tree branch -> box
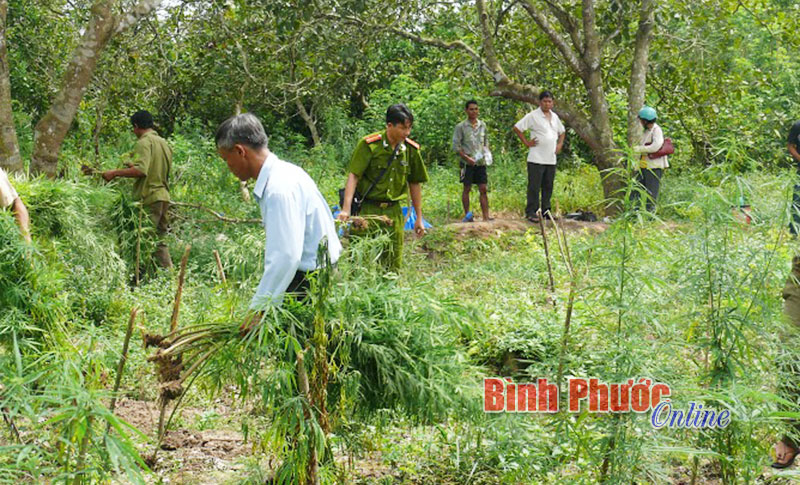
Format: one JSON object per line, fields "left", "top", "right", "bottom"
{"left": 581, "top": 0, "right": 601, "bottom": 70}
{"left": 494, "top": 0, "right": 518, "bottom": 38}
{"left": 519, "top": 0, "right": 584, "bottom": 75}
{"left": 114, "top": 0, "right": 163, "bottom": 35}
{"left": 318, "top": 12, "right": 497, "bottom": 79}
{"left": 541, "top": 0, "right": 583, "bottom": 56}
{"left": 475, "top": 0, "right": 507, "bottom": 81}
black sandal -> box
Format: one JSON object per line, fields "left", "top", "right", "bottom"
{"left": 772, "top": 439, "right": 799, "bottom": 469}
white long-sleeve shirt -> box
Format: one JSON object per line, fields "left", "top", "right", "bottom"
{"left": 634, "top": 123, "right": 669, "bottom": 169}
{"left": 250, "top": 152, "right": 342, "bottom": 309}
{"left": 0, "top": 167, "right": 19, "bottom": 209}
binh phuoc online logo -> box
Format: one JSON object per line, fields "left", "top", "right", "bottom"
{"left": 484, "top": 377, "right": 730, "bottom": 429}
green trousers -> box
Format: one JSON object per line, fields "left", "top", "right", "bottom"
{"left": 355, "top": 201, "right": 404, "bottom": 271}
{"left": 780, "top": 255, "right": 800, "bottom": 447}
{"left": 147, "top": 201, "right": 173, "bottom": 269}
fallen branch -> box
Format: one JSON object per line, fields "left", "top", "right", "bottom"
{"left": 171, "top": 201, "right": 260, "bottom": 224}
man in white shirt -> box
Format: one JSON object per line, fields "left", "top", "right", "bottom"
{"left": 0, "top": 167, "right": 31, "bottom": 242}
{"left": 512, "top": 91, "right": 566, "bottom": 223}
{"left": 214, "top": 113, "right": 342, "bottom": 330}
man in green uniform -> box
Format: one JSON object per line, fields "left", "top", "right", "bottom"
{"left": 338, "top": 104, "right": 428, "bottom": 270}
{"left": 102, "top": 110, "right": 173, "bottom": 269}
{"left": 773, "top": 255, "right": 800, "bottom": 468}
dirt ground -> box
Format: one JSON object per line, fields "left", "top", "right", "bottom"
{"left": 114, "top": 398, "right": 399, "bottom": 484}
{"left": 111, "top": 397, "right": 793, "bottom": 484}
{"left": 114, "top": 398, "right": 251, "bottom": 483}
{"left": 439, "top": 211, "right": 609, "bottom": 239}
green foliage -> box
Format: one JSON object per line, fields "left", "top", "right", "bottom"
{"left": 0, "top": 213, "right": 66, "bottom": 351}
{"left": 7, "top": 1, "right": 800, "bottom": 480}
{"left": 328, "top": 238, "right": 480, "bottom": 421}
{"left": 108, "top": 191, "right": 158, "bottom": 279}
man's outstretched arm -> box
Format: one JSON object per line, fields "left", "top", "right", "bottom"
{"left": 12, "top": 197, "right": 30, "bottom": 242}
{"left": 102, "top": 166, "right": 145, "bottom": 181}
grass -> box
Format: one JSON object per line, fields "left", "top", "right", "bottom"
{"left": 1, "top": 128, "right": 800, "bottom": 483}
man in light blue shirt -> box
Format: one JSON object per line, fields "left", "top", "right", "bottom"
{"left": 215, "top": 113, "right": 342, "bottom": 329}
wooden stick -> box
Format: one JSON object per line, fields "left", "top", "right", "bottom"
{"left": 551, "top": 217, "right": 576, "bottom": 395}
{"left": 213, "top": 250, "right": 226, "bottom": 284}
{"left": 537, "top": 209, "right": 555, "bottom": 292}
{"left": 296, "top": 349, "right": 320, "bottom": 485}
{"left": 170, "top": 246, "right": 191, "bottom": 333}
{"left": 556, "top": 276, "right": 577, "bottom": 393}
{"left": 156, "top": 397, "right": 169, "bottom": 444}
{"left": 151, "top": 245, "right": 191, "bottom": 451}
{"left": 135, "top": 206, "right": 142, "bottom": 286}
{"left": 107, "top": 307, "right": 138, "bottom": 433}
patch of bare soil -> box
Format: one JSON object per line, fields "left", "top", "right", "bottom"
{"left": 442, "top": 213, "right": 609, "bottom": 239}
{"left": 114, "top": 398, "right": 250, "bottom": 481}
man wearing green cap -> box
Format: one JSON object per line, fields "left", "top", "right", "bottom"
{"left": 631, "top": 106, "right": 669, "bottom": 211}
{"left": 338, "top": 103, "right": 428, "bottom": 270}
{"left": 101, "top": 110, "right": 173, "bottom": 269}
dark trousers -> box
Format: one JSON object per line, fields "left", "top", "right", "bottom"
{"left": 526, "top": 163, "right": 556, "bottom": 217}
{"left": 791, "top": 183, "right": 800, "bottom": 236}
{"left": 287, "top": 270, "right": 311, "bottom": 299}
{"left": 631, "top": 168, "right": 663, "bottom": 212}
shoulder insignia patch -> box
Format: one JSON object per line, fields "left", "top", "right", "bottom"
{"left": 405, "top": 138, "right": 420, "bottom": 150}
{"left": 364, "top": 133, "right": 382, "bottom": 144}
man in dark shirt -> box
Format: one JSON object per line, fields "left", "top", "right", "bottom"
{"left": 788, "top": 121, "right": 800, "bottom": 235}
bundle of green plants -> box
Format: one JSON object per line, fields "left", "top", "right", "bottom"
{"left": 108, "top": 191, "right": 158, "bottom": 280}
{"left": 138, "top": 236, "right": 479, "bottom": 483}
{"left": 19, "top": 178, "right": 127, "bottom": 322}
{"left": 0, "top": 213, "right": 67, "bottom": 353}
{"left": 20, "top": 178, "right": 91, "bottom": 240}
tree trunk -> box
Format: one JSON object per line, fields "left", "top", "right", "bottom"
{"left": 627, "top": 0, "right": 656, "bottom": 148}
{"left": 30, "top": 0, "right": 116, "bottom": 177}
{"left": 295, "top": 98, "right": 321, "bottom": 147}
{"left": 594, "top": 151, "right": 626, "bottom": 208}
{"left": 0, "top": 0, "right": 21, "bottom": 173}
{"left": 30, "top": 0, "right": 164, "bottom": 176}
